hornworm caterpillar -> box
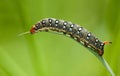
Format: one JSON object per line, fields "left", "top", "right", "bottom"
{"left": 22, "top": 18, "right": 111, "bottom": 56}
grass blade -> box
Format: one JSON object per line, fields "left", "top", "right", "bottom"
{"left": 46, "top": 31, "right": 115, "bottom": 76}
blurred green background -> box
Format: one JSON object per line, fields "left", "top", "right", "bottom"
{"left": 0, "top": 0, "right": 120, "bottom": 76}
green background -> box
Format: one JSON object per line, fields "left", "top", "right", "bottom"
{"left": 0, "top": 0, "right": 120, "bottom": 76}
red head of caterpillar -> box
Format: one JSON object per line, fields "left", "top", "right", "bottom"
{"left": 29, "top": 18, "right": 112, "bottom": 56}
{"left": 30, "top": 25, "right": 36, "bottom": 34}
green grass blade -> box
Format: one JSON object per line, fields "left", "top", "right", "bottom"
{"left": 86, "top": 48, "right": 115, "bottom": 76}
{"left": 45, "top": 31, "right": 115, "bottom": 76}
{"left": 0, "top": 48, "right": 27, "bottom": 76}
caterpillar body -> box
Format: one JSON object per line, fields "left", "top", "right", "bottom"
{"left": 30, "top": 18, "right": 111, "bottom": 56}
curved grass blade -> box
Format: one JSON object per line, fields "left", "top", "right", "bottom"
{"left": 47, "top": 31, "right": 115, "bottom": 76}
{"left": 19, "top": 30, "right": 115, "bottom": 76}
{"left": 85, "top": 46, "right": 115, "bottom": 76}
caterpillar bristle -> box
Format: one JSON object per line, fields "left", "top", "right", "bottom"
{"left": 103, "top": 41, "right": 112, "bottom": 45}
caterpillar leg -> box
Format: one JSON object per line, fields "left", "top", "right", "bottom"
{"left": 84, "top": 42, "right": 88, "bottom": 47}
{"left": 45, "top": 29, "right": 49, "bottom": 32}
{"left": 76, "top": 37, "right": 80, "bottom": 42}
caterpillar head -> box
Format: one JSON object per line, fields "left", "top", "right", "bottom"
{"left": 18, "top": 24, "right": 40, "bottom": 36}
{"left": 30, "top": 25, "right": 37, "bottom": 34}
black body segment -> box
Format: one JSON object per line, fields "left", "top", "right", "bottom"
{"left": 32, "top": 18, "right": 105, "bottom": 56}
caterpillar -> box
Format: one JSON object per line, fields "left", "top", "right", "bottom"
{"left": 23, "top": 18, "right": 111, "bottom": 56}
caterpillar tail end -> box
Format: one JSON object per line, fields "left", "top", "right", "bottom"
{"left": 98, "top": 41, "right": 112, "bottom": 56}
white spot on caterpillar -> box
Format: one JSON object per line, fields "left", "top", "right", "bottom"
{"left": 78, "top": 27, "right": 82, "bottom": 31}
{"left": 55, "top": 20, "right": 59, "bottom": 24}
{"left": 96, "top": 39, "right": 98, "bottom": 42}
{"left": 63, "top": 22, "right": 67, "bottom": 25}
{"left": 70, "top": 24, "right": 74, "bottom": 28}
{"left": 87, "top": 37, "right": 89, "bottom": 40}
{"left": 63, "top": 26, "right": 66, "bottom": 29}
{"left": 69, "top": 28, "right": 72, "bottom": 31}
{"left": 88, "top": 33, "right": 91, "bottom": 36}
